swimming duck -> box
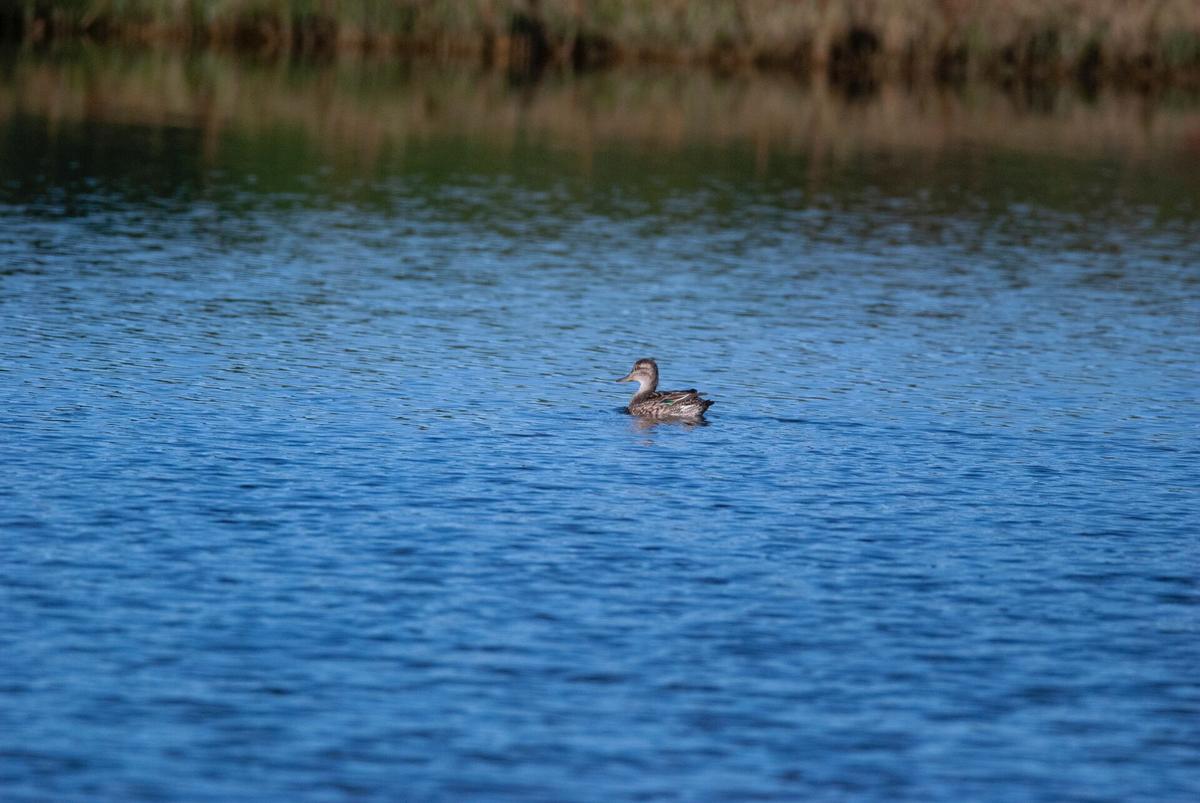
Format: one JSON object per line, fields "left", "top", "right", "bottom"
{"left": 616, "top": 358, "right": 714, "bottom": 419}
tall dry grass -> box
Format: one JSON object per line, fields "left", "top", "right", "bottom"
{"left": 4, "top": 1, "right": 1200, "bottom": 83}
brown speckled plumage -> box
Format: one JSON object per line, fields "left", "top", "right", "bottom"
{"left": 616, "top": 358, "right": 714, "bottom": 419}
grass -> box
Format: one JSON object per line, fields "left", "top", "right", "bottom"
{"left": 3, "top": 1, "right": 1200, "bottom": 84}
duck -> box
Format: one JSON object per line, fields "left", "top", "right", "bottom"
{"left": 616, "top": 358, "right": 714, "bottom": 419}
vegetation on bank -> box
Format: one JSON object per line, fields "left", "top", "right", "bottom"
{"left": 3, "top": 1, "right": 1200, "bottom": 84}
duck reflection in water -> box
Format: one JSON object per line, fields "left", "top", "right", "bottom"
{"left": 616, "top": 358, "right": 714, "bottom": 421}
{"left": 630, "top": 415, "right": 710, "bottom": 432}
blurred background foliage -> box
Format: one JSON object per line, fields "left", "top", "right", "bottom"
{"left": 3, "top": 1, "right": 1200, "bottom": 85}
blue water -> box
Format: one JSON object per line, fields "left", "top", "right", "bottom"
{"left": 2, "top": 119, "right": 1199, "bottom": 801}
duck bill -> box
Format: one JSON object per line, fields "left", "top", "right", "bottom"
{"left": 615, "top": 372, "right": 635, "bottom": 383}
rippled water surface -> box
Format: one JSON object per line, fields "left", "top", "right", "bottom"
{"left": 2, "top": 72, "right": 1199, "bottom": 801}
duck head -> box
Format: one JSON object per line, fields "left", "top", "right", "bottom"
{"left": 616, "top": 358, "right": 659, "bottom": 394}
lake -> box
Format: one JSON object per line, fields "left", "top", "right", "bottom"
{"left": 1, "top": 50, "right": 1198, "bottom": 801}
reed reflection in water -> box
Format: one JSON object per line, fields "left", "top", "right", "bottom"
{"left": 3, "top": 47, "right": 1200, "bottom": 169}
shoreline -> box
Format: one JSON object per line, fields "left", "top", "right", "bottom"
{"left": 4, "top": 1, "right": 1200, "bottom": 87}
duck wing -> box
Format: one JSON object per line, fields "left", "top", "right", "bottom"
{"left": 653, "top": 389, "right": 702, "bottom": 404}
{"left": 652, "top": 389, "right": 714, "bottom": 412}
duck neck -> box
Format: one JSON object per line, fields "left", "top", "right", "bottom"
{"left": 631, "top": 376, "right": 657, "bottom": 401}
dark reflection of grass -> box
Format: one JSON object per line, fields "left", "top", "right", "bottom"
{"left": 5, "top": 1, "right": 1200, "bottom": 86}
{"left": 5, "top": 116, "right": 1199, "bottom": 228}
{"left": 2, "top": 45, "right": 1198, "bottom": 163}
{"left": 1, "top": 48, "right": 1198, "bottom": 220}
